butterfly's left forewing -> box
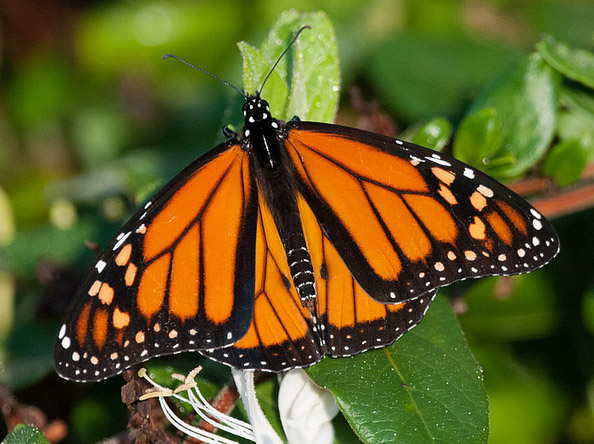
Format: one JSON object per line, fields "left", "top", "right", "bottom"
{"left": 285, "top": 121, "right": 559, "bottom": 304}
{"left": 55, "top": 142, "right": 258, "bottom": 381}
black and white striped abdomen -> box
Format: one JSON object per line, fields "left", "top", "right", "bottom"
{"left": 285, "top": 232, "right": 316, "bottom": 304}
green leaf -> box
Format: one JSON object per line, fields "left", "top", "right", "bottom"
{"left": 557, "top": 88, "right": 594, "bottom": 143}
{"left": 453, "top": 107, "right": 502, "bottom": 167}
{"left": 561, "top": 86, "right": 594, "bottom": 118}
{"left": 307, "top": 296, "right": 488, "bottom": 444}
{"left": 537, "top": 35, "right": 594, "bottom": 89}
{"left": 3, "top": 424, "right": 49, "bottom": 444}
{"left": 543, "top": 136, "right": 592, "bottom": 186}
{"left": 240, "top": 10, "right": 339, "bottom": 123}
{"left": 471, "top": 345, "right": 570, "bottom": 444}
{"left": 4, "top": 219, "right": 97, "bottom": 277}
{"left": 456, "top": 53, "right": 560, "bottom": 179}
{"left": 367, "top": 33, "right": 521, "bottom": 123}
{"left": 239, "top": 41, "right": 288, "bottom": 117}
{"left": 0, "top": 321, "right": 56, "bottom": 390}
{"left": 402, "top": 118, "right": 452, "bottom": 152}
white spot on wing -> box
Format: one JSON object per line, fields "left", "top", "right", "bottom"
{"left": 113, "top": 231, "right": 131, "bottom": 251}
{"left": 463, "top": 168, "right": 475, "bottom": 179}
{"left": 95, "top": 260, "right": 107, "bottom": 273}
{"left": 426, "top": 155, "right": 451, "bottom": 166}
{"left": 61, "top": 336, "right": 71, "bottom": 349}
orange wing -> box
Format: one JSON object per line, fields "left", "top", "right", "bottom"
{"left": 55, "top": 142, "right": 257, "bottom": 381}
{"left": 203, "top": 192, "right": 324, "bottom": 370}
{"left": 203, "top": 191, "right": 434, "bottom": 371}
{"left": 285, "top": 121, "right": 559, "bottom": 304}
{"left": 296, "top": 194, "right": 436, "bottom": 358}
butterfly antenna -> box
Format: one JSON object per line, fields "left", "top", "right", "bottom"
{"left": 162, "top": 54, "right": 247, "bottom": 99}
{"left": 257, "top": 25, "right": 311, "bottom": 96}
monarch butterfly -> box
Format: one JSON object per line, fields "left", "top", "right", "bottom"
{"left": 55, "top": 29, "right": 559, "bottom": 382}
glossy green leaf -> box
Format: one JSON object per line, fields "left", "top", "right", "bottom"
{"left": 240, "top": 10, "right": 339, "bottom": 123}
{"left": 543, "top": 136, "right": 592, "bottom": 186}
{"left": 457, "top": 53, "right": 560, "bottom": 179}
{"left": 307, "top": 296, "right": 488, "bottom": 444}
{"left": 3, "top": 424, "right": 49, "bottom": 444}
{"left": 402, "top": 118, "right": 452, "bottom": 152}
{"left": 537, "top": 35, "right": 594, "bottom": 89}
{"left": 458, "top": 273, "right": 558, "bottom": 341}
{"left": 453, "top": 107, "right": 502, "bottom": 167}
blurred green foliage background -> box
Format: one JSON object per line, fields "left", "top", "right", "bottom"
{"left": 1, "top": 1, "right": 594, "bottom": 443}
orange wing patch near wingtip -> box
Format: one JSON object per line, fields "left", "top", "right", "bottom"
{"left": 112, "top": 307, "right": 130, "bottom": 329}
{"left": 432, "top": 167, "right": 456, "bottom": 185}
{"left": 470, "top": 191, "right": 488, "bottom": 212}
{"left": 468, "top": 216, "right": 486, "bottom": 241}
{"left": 124, "top": 263, "right": 137, "bottom": 286}
{"left": 437, "top": 183, "right": 458, "bottom": 205}
{"left": 115, "top": 243, "right": 132, "bottom": 266}
{"left": 88, "top": 280, "right": 102, "bottom": 297}
{"left": 98, "top": 283, "right": 114, "bottom": 305}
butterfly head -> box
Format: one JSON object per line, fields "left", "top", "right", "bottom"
{"left": 243, "top": 96, "right": 272, "bottom": 125}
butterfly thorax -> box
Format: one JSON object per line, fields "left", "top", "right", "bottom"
{"left": 243, "top": 95, "right": 317, "bottom": 311}
{"left": 242, "top": 96, "right": 283, "bottom": 170}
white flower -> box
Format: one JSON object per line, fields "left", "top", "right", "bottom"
{"left": 278, "top": 368, "right": 339, "bottom": 444}
{"left": 231, "top": 369, "right": 283, "bottom": 444}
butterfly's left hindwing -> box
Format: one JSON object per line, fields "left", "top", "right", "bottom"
{"left": 203, "top": 194, "right": 324, "bottom": 371}
{"left": 55, "top": 142, "right": 258, "bottom": 381}
{"left": 285, "top": 121, "right": 559, "bottom": 304}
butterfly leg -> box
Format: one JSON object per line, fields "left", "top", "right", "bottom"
{"left": 222, "top": 126, "right": 237, "bottom": 139}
